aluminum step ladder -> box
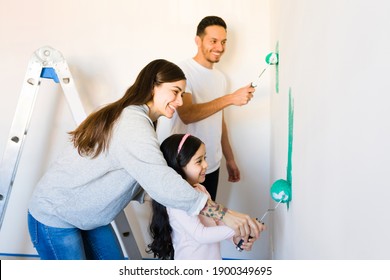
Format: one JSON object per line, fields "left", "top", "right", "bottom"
{"left": 0, "top": 46, "right": 141, "bottom": 259}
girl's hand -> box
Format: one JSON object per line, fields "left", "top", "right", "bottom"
{"left": 233, "top": 236, "right": 254, "bottom": 251}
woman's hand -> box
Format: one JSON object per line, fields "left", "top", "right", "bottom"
{"left": 222, "top": 209, "right": 265, "bottom": 240}
{"left": 199, "top": 200, "right": 264, "bottom": 241}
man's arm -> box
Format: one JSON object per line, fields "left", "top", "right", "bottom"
{"left": 177, "top": 92, "right": 231, "bottom": 124}
{"left": 177, "top": 84, "right": 255, "bottom": 124}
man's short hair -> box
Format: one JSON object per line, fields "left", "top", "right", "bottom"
{"left": 196, "top": 16, "right": 227, "bottom": 36}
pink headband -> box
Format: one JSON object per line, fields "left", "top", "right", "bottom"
{"left": 177, "top": 134, "right": 191, "bottom": 154}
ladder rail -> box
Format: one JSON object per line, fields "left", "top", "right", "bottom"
{"left": 0, "top": 46, "right": 142, "bottom": 259}
{"left": 0, "top": 58, "right": 42, "bottom": 227}
{"left": 55, "top": 60, "right": 87, "bottom": 124}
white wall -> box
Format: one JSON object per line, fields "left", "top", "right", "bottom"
{"left": 269, "top": 0, "right": 390, "bottom": 259}
{"left": 0, "top": 0, "right": 272, "bottom": 259}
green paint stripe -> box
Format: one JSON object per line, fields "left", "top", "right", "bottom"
{"left": 275, "top": 41, "right": 279, "bottom": 93}
{"left": 286, "top": 87, "right": 294, "bottom": 208}
{"left": 287, "top": 87, "right": 294, "bottom": 183}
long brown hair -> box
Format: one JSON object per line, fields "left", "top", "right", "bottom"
{"left": 69, "top": 59, "right": 186, "bottom": 158}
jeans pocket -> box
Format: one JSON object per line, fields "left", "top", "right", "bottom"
{"left": 27, "top": 212, "right": 39, "bottom": 246}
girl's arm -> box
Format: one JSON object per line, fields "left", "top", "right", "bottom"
{"left": 168, "top": 208, "right": 235, "bottom": 244}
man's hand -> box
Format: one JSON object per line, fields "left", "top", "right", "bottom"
{"left": 230, "top": 84, "right": 255, "bottom": 106}
{"left": 226, "top": 159, "right": 240, "bottom": 182}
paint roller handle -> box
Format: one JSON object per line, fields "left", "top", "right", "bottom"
{"left": 235, "top": 236, "right": 253, "bottom": 252}
{"left": 251, "top": 66, "right": 269, "bottom": 88}
{"left": 251, "top": 52, "right": 278, "bottom": 88}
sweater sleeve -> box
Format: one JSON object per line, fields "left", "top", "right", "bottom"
{"left": 110, "top": 106, "right": 207, "bottom": 216}
{"left": 168, "top": 208, "right": 235, "bottom": 244}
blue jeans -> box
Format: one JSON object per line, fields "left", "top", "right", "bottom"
{"left": 27, "top": 212, "right": 125, "bottom": 260}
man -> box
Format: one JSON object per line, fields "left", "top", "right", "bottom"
{"left": 157, "top": 16, "right": 255, "bottom": 200}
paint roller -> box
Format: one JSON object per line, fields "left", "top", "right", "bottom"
{"left": 235, "top": 180, "right": 291, "bottom": 252}
{"left": 251, "top": 52, "right": 279, "bottom": 87}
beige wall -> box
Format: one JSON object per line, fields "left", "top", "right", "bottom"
{"left": 269, "top": 0, "right": 390, "bottom": 259}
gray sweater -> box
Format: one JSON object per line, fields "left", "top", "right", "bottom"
{"left": 28, "top": 105, "right": 208, "bottom": 230}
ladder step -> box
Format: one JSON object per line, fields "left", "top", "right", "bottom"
{"left": 40, "top": 67, "right": 59, "bottom": 83}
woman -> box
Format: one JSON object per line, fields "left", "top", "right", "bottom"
{"left": 27, "top": 59, "right": 261, "bottom": 259}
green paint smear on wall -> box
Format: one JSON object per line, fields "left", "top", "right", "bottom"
{"left": 270, "top": 88, "right": 294, "bottom": 209}
{"left": 286, "top": 87, "right": 294, "bottom": 208}
{"left": 275, "top": 41, "right": 279, "bottom": 93}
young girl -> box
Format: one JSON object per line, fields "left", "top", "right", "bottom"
{"left": 148, "top": 134, "right": 254, "bottom": 260}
